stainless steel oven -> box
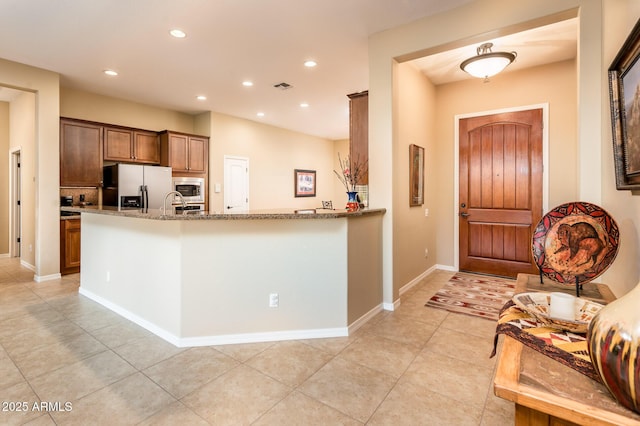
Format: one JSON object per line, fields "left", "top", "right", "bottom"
{"left": 172, "top": 177, "right": 205, "bottom": 203}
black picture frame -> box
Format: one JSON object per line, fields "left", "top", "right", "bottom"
{"left": 294, "top": 169, "right": 316, "bottom": 197}
{"left": 609, "top": 18, "right": 640, "bottom": 190}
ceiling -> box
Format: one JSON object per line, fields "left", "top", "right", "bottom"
{"left": 0, "top": 1, "right": 576, "bottom": 140}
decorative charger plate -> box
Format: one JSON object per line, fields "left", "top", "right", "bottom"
{"left": 512, "top": 292, "right": 604, "bottom": 333}
{"left": 531, "top": 202, "right": 620, "bottom": 284}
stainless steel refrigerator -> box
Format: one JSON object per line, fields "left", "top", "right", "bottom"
{"left": 103, "top": 164, "right": 172, "bottom": 210}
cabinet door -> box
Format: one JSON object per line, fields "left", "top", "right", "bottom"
{"left": 167, "top": 134, "right": 189, "bottom": 172}
{"left": 60, "top": 219, "right": 81, "bottom": 274}
{"left": 60, "top": 120, "right": 103, "bottom": 187}
{"left": 133, "top": 131, "right": 160, "bottom": 164}
{"left": 348, "top": 91, "right": 368, "bottom": 185}
{"left": 187, "top": 136, "right": 207, "bottom": 173}
{"left": 104, "top": 127, "right": 133, "bottom": 162}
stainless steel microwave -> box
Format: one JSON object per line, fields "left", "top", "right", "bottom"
{"left": 172, "top": 177, "right": 205, "bottom": 203}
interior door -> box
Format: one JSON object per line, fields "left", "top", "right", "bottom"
{"left": 224, "top": 156, "right": 249, "bottom": 212}
{"left": 459, "top": 109, "right": 543, "bottom": 277}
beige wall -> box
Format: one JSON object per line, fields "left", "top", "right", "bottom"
{"left": 393, "top": 62, "right": 437, "bottom": 288}
{"left": 206, "top": 112, "right": 338, "bottom": 212}
{"left": 601, "top": 0, "right": 640, "bottom": 296}
{"left": 10, "top": 92, "right": 36, "bottom": 268}
{"left": 370, "top": 0, "right": 603, "bottom": 303}
{"left": 60, "top": 87, "right": 195, "bottom": 133}
{"left": 0, "top": 102, "right": 8, "bottom": 255}
{"left": 433, "top": 59, "right": 577, "bottom": 270}
{"left": 0, "top": 58, "right": 59, "bottom": 280}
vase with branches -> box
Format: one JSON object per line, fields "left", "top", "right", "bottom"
{"left": 334, "top": 153, "right": 368, "bottom": 211}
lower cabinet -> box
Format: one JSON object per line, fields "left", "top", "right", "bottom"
{"left": 60, "top": 218, "right": 81, "bottom": 274}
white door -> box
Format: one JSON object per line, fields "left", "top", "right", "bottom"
{"left": 224, "top": 156, "right": 249, "bottom": 212}
{"left": 10, "top": 149, "right": 21, "bottom": 257}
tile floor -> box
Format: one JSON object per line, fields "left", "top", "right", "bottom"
{"left": 0, "top": 257, "right": 514, "bottom": 425}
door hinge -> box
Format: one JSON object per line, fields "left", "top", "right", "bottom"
{"left": 17, "top": 237, "right": 20, "bottom": 243}
{"left": 17, "top": 200, "right": 20, "bottom": 206}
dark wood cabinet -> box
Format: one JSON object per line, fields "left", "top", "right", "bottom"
{"left": 60, "top": 218, "right": 81, "bottom": 274}
{"left": 348, "top": 91, "right": 368, "bottom": 185}
{"left": 159, "top": 131, "right": 208, "bottom": 174}
{"left": 104, "top": 127, "right": 159, "bottom": 164}
{"left": 60, "top": 119, "right": 103, "bottom": 187}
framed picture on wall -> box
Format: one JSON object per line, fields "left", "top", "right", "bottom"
{"left": 294, "top": 169, "right": 316, "bottom": 197}
{"left": 409, "top": 144, "right": 424, "bottom": 206}
{"left": 609, "top": 17, "right": 640, "bottom": 190}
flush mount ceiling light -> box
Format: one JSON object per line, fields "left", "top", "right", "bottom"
{"left": 460, "top": 42, "right": 516, "bottom": 80}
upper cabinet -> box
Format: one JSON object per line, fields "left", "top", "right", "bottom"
{"left": 104, "top": 127, "right": 160, "bottom": 164}
{"left": 60, "top": 119, "right": 103, "bottom": 187}
{"left": 159, "top": 131, "right": 208, "bottom": 175}
{"left": 348, "top": 91, "right": 368, "bottom": 185}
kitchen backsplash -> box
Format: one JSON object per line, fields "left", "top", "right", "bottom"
{"left": 59, "top": 188, "right": 100, "bottom": 206}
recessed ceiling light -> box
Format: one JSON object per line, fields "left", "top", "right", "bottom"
{"left": 196, "top": 95, "right": 207, "bottom": 101}
{"left": 300, "top": 103, "right": 309, "bottom": 108}
{"left": 104, "top": 69, "right": 118, "bottom": 76}
{"left": 169, "top": 29, "right": 186, "bottom": 38}
{"left": 304, "top": 60, "right": 317, "bottom": 68}
{"left": 257, "top": 112, "right": 265, "bottom": 117}
{"left": 242, "top": 81, "right": 254, "bottom": 87}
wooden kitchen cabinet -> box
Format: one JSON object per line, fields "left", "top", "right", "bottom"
{"left": 348, "top": 91, "right": 368, "bottom": 185}
{"left": 104, "top": 126, "right": 160, "bottom": 164}
{"left": 60, "top": 119, "right": 103, "bottom": 187}
{"left": 60, "top": 218, "right": 81, "bottom": 274}
{"left": 159, "top": 131, "right": 208, "bottom": 174}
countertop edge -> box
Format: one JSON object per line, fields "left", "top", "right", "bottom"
{"left": 60, "top": 206, "right": 386, "bottom": 220}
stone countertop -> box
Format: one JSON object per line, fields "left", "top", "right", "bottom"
{"left": 60, "top": 205, "right": 386, "bottom": 220}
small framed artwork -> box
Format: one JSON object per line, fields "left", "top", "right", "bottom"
{"left": 609, "top": 17, "right": 640, "bottom": 190}
{"left": 294, "top": 169, "right": 316, "bottom": 197}
{"left": 409, "top": 144, "right": 425, "bottom": 206}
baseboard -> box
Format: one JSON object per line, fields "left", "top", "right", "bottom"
{"left": 399, "top": 264, "right": 438, "bottom": 296}
{"left": 348, "top": 303, "right": 383, "bottom": 334}
{"left": 35, "top": 273, "right": 62, "bottom": 282}
{"left": 20, "top": 259, "right": 35, "bottom": 271}
{"left": 436, "top": 263, "right": 456, "bottom": 272}
{"left": 80, "top": 287, "right": 349, "bottom": 348}
{"left": 0, "top": 253, "right": 9, "bottom": 258}
{"left": 382, "top": 299, "right": 400, "bottom": 311}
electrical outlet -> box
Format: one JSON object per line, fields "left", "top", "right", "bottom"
{"left": 424, "top": 208, "right": 429, "bottom": 217}
{"left": 269, "top": 293, "right": 279, "bottom": 308}
{"left": 424, "top": 248, "right": 429, "bottom": 258}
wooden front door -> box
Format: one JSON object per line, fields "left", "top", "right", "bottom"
{"left": 459, "top": 109, "right": 543, "bottom": 277}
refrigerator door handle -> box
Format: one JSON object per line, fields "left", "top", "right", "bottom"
{"left": 141, "top": 185, "right": 148, "bottom": 210}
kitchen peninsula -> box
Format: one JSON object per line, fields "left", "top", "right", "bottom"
{"left": 62, "top": 206, "right": 385, "bottom": 347}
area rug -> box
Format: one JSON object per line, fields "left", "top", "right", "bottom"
{"left": 425, "top": 272, "right": 516, "bottom": 321}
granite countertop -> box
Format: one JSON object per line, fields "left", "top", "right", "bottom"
{"left": 60, "top": 205, "right": 386, "bottom": 220}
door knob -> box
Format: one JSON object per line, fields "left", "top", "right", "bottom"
{"left": 460, "top": 212, "right": 470, "bottom": 218}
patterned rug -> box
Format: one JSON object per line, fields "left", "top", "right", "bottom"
{"left": 425, "top": 272, "right": 516, "bottom": 321}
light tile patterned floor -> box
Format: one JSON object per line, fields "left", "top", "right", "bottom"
{"left": 0, "top": 258, "right": 514, "bottom": 425}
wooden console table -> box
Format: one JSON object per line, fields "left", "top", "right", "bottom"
{"left": 493, "top": 273, "right": 640, "bottom": 425}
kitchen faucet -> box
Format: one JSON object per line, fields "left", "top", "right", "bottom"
{"left": 162, "top": 191, "right": 186, "bottom": 215}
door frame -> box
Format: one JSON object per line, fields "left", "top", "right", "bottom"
{"left": 9, "top": 147, "right": 21, "bottom": 258}
{"left": 453, "top": 103, "right": 549, "bottom": 272}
